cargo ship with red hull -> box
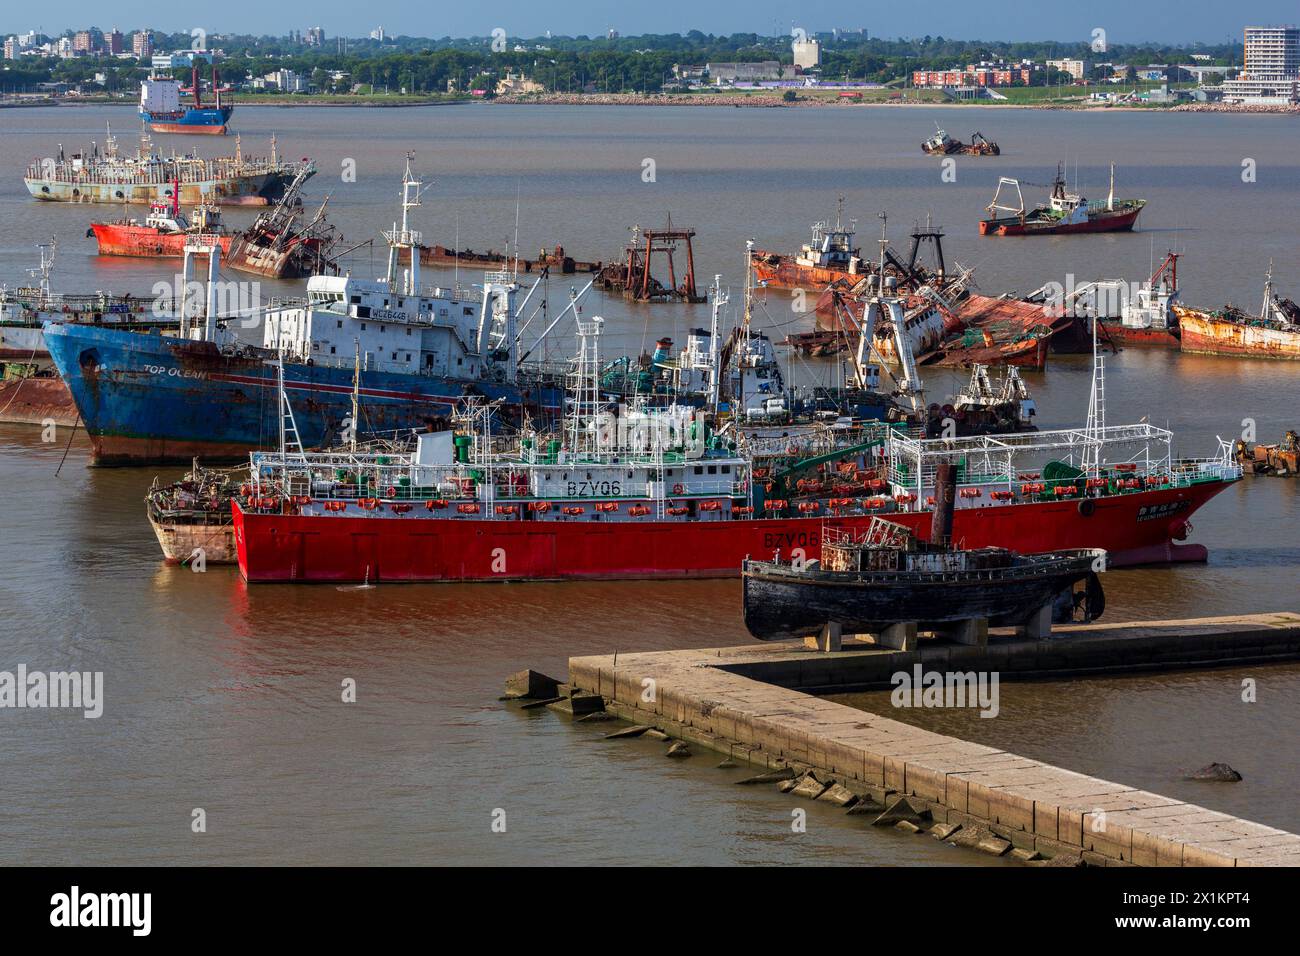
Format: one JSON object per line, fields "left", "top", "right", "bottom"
{"left": 139, "top": 68, "right": 233, "bottom": 135}
{"left": 230, "top": 316, "right": 1240, "bottom": 584}
{"left": 980, "top": 164, "right": 1145, "bottom": 237}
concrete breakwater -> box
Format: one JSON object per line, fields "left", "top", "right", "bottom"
{"left": 559, "top": 613, "right": 1300, "bottom": 866}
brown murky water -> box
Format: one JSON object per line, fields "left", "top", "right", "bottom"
{"left": 0, "top": 104, "right": 1296, "bottom": 863}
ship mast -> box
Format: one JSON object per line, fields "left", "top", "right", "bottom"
{"left": 29, "top": 237, "right": 56, "bottom": 307}
{"left": 1083, "top": 314, "right": 1106, "bottom": 476}
{"left": 350, "top": 340, "right": 361, "bottom": 453}
{"left": 708, "top": 274, "right": 725, "bottom": 410}
{"left": 384, "top": 151, "right": 423, "bottom": 295}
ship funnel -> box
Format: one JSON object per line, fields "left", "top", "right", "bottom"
{"left": 930, "top": 461, "right": 957, "bottom": 547}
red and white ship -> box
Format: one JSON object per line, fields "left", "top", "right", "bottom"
{"left": 88, "top": 192, "right": 232, "bottom": 259}
{"left": 980, "top": 164, "right": 1145, "bottom": 237}
{"left": 230, "top": 285, "right": 1241, "bottom": 584}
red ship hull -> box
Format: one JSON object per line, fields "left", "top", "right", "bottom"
{"left": 979, "top": 206, "right": 1143, "bottom": 237}
{"left": 1096, "top": 320, "right": 1180, "bottom": 349}
{"left": 146, "top": 122, "right": 227, "bottom": 135}
{"left": 90, "top": 223, "right": 233, "bottom": 259}
{"left": 232, "top": 479, "right": 1233, "bottom": 583}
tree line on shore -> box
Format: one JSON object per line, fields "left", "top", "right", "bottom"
{"left": 0, "top": 31, "right": 1242, "bottom": 96}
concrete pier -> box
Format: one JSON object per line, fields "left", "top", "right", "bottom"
{"left": 569, "top": 613, "right": 1300, "bottom": 866}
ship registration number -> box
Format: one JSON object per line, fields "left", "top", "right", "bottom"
{"left": 1136, "top": 500, "right": 1190, "bottom": 522}
{"left": 566, "top": 480, "right": 622, "bottom": 497}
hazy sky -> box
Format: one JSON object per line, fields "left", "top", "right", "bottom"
{"left": 6, "top": 0, "right": 1293, "bottom": 44}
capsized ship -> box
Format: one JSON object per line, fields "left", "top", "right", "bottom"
{"left": 139, "top": 66, "right": 233, "bottom": 135}
{"left": 228, "top": 293, "right": 1241, "bottom": 584}
{"left": 1174, "top": 266, "right": 1300, "bottom": 360}
{"left": 24, "top": 129, "right": 308, "bottom": 205}
{"left": 44, "top": 158, "right": 564, "bottom": 465}
{"left": 980, "top": 164, "right": 1145, "bottom": 236}
{"left": 921, "top": 128, "right": 1000, "bottom": 156}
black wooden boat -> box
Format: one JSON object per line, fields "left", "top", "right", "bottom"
{"left": 741, "top": 515, "right": 1104, "bottom": 642}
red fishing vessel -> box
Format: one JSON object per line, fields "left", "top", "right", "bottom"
{"left": 229, "top": 314, "right": 1240, "bottom": 584}
{"left": 980, "top": 164, "right": 1145, "bottom": 237}
{"left": 88, "top": 191, "right": 232, "bottom": 259}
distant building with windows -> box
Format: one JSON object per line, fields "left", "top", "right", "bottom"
{"left": 1218, "top": 25, "right": 1299, "bottom": 104}
{"left": 912, "top": 60, "right": 1042, "bottom": 88}
{"left": 1046, "top": 58, "right": 1090, "bottom": 81}
{"left": 305, "top": 27, "right": 325, "bottom": 47}
{"left": 132, "top": 31, "right": 152, "bottom": 58}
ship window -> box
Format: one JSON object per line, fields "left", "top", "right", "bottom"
{"left": 330, "top": 346, "right": 336, "bottom": 354}
{"left": 406, "top": 328, "right": 412, "bottom": 335}
{"left": 457, "top": 358, "right": 463, "bottom": 366}
{"left": 361, "top": 323, "right": 367, "bottom": 330}
{"left": 391, "top": 352, "right": 397, "bottom": 360}
{"left": 463, "top": 307, "right": 473, "bottom": 316}
{"left": 721, "top": 465, "right": 731, "bottom": 474}
{"left": 380, "top": 325, "right": 386, "bottom": 333}
{"left": 694, "top": 466, "right": 703, "bottom": 475}
{"left": 405, "top": 354, "right": 411, "bottom": 362}
{"left": 351, "top": 295, "right": 361, "bottom": 304}
{"left": 337, "top": 320, "right": 342, "bottom": 328}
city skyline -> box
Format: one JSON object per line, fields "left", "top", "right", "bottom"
{"left": 3, "top": 0, "right": 1298, "bottom": 46}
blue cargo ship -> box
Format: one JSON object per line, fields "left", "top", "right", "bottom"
{"left": 44, "top": 156, "right": 566, "bottom": 465}
{"left": 43, "top": 320, "right": 562, "bottom": 465}
{"left": 140, "top": 67, "right": 233, "bottom": 135}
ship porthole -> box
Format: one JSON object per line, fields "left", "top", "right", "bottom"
{"left": 41, "top": 186, "right": 50, "bottom": 193}
{"left": 78, "top": 348, "right": 101, "bottom": 371}
{"left": 71, "top": 188, "right": 80, "bottom": 196}
{"left": 115, "top": 190, "right": 124, "bottom": 199}
{"left": 1078, "top": 499, "right": 1095, "bottom": 517}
